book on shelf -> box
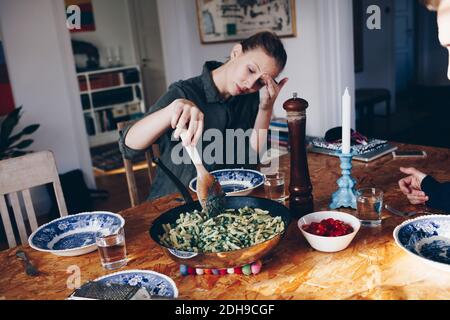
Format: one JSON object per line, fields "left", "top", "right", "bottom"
{"left": 84, "top": 114, "right": 95, "bottom": 136}
{"left": 269, "top": 117, "right": 289, "bottom": 133}
{"left": 270, "top": 117, "right": 288, "bottom": 127}
{"left": 94, "top": 109, "right": 117, "bottom": 133}
{"left": 88, "top": 72, "right": 121, "bottom": 90}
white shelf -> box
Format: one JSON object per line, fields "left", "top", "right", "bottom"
{"left": 78, "top": 65, "right": 145, "bottom": 147}
{"left": 83, "top": 100, "right": 143, "bottom": 113}
{"left": 80, "top": 83, "right": 133, "bottom": 95}
{"left": 77, "top": 65, "right": 140, "bottom": 76}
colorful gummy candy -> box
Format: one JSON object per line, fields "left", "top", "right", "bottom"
{"left": 179, "top": 260, "right": 263, "bottom": 276}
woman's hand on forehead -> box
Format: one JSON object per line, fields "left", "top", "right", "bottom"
{"left": 260, "top": 73, "right": 278, "bottom": 86}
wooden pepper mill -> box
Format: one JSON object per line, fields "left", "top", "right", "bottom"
{"left": 283, "top": 92, "right": 314, "bottom": 218}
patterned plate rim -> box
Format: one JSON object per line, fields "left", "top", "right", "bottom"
{"left": 393, "top": 214, "right": 450, "bottom": 270}
{"left": 188, "top": 168, "right": 265, "bottom": 194}
{"left": 28, "top": 211, "right": 125, "bottom": 253}
{"left": 93, "top": 269, "right": 179, "bottom": 298}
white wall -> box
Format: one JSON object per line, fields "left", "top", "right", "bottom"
{"left": 157, "top": 0, "right": 355, "bottom": 137}
{"left": 0, "top": 0, "right": 95, "bottom": 214}
{"left": 71, "top": 0, "right": 137, "bottom": 67}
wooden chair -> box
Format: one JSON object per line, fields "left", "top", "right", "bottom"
{"left": 0, "top": 150, "right": 68, "bottom": 248}
{"left": 117, "top": 121, "right": 159, "bottom": 207}
{"left": 355, "top": 88, "right": 391, "bottom": 136}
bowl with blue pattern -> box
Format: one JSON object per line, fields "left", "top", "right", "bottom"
{"left": 93, "top": 270, "right": 178, "bottom": 298}
{"left": 189, "top": 168, "right": 265, "bottom": 196}
{"left": 29, "top": 211, "right": 125, "bottom": 256}
{"left": 393, "top": 215, "right": 450, "bottom": 272}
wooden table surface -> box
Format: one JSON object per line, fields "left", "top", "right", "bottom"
{"left": 1, "top": 143, "right": 450, "bottom": 300}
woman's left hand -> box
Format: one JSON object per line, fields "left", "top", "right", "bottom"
{"left": 259, "top": 74, "right": 288, "bottom": 111}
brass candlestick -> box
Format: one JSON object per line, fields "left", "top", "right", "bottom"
{"left": 283, "top": 93, "right": 314, "bottom": 218}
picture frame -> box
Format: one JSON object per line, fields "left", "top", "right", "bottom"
{"left": 196, "top": 0, "right": 297, "bottom": 44}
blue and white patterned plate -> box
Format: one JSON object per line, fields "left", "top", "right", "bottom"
{"left": 93, "top": 270, "right": 178, "bottom": 298}
{"left": 29, "top": 211, "right": 125, "bottom": 256}
{"left": 393, "top": 215, "right": 450, "bottom": 272}
{"left": 189, "top": 168, "right": 265, "bottom": 196}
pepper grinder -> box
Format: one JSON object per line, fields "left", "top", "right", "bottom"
{"left": 283, "top": 92, "right": 314, "bottom": 218}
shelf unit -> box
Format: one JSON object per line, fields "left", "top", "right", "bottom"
{"left": 77, "top": 65, "right": 145, "bottom": 147}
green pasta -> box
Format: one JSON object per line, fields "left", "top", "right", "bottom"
{"left": 158, "top": 206, "right": 285, "bottom": 253}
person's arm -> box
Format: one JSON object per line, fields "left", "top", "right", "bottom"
{"left": 250, "top": 108, "right": 272, "bottom": 154}
{"left": 250, "top": 76, "right": 288, "bottom": 153}
{"left": 118, "top": 84, "right": 203, "bottom": 159}
{"left": 124, "top": 106, "right": 173, "bottom": 150}
{"left": 421, "top": 175, "right": 450, "bottom": 212}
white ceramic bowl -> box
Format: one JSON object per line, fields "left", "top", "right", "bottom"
{"left": 189, "top": 168, "right": 265, "bottom": 196}
{"left": 297, "top": 211, "right": 361, "bottom": 252}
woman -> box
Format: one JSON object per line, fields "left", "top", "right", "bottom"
{"left": 119, "top": 31, "right": 288, "bottom": 200}
{"left": 398, "top": 0, "right": 450, "bottom": 212}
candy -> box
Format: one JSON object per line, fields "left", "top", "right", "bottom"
{"left": 212, "top": 269, "right": 219, "bottom": 275}
{"left": 195, "top": 268, "right": 204, "bottom": 275}
{"left": 242, "top": 264, "right": 252, "bottom": 275}
{"left": 251, "top": 261, "right": 262, "bottom": 274}
{"left": 180, "top": 264, "right": 189, "bottom": 276}
{"left": 219, "top": 269, "right": 227, "bottom": 275}
{"left": 187, "top": 267, "right": 196, "bottom": 275}
{"left": 227, "top": 268, "right": 235, "bottom": 274}
{"left": 204, "top": 269, "right": 212, "bottom": 275}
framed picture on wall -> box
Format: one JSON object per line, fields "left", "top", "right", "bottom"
{"left": 196, "top": 0, "right": 297, "bottom": 44}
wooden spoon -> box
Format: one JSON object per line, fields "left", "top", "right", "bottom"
{"left": 179, "top": 130, "right": 225, "bottom": 216}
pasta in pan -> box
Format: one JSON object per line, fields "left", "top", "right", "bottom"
{"left": 159, "top": 207, "right": 285, "bottom": 253}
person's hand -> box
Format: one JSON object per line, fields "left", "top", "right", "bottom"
{"left": 259, "top": 74, "right": 288, "bottom": 111}
{"left": 398, "top": 167, "right": 429, "bottom": 205}
{"left": 169, "top": 99, "right": 204, "bottom": 146}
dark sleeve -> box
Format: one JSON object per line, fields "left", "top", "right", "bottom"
{"left": 421, "top": 175, "right": 450, "bottom": 212}
{"left": 118, "top": 82, "right": 186, "bottom": 160}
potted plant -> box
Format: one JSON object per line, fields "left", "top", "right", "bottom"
{"left": 0, "top": 106, "right": 40, "bottom": 160}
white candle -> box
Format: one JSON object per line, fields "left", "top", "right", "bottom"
{"left": 341, "top": 87, "right": 351, "bottom": 154}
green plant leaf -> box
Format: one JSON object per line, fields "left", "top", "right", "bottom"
{"left": 10, "top": 139, "right": 34, "bottom": 150}
{"left": 1, "top": 150, "right": 27, "bottom": 160}
{"left": 6, "top": 124, "right": 40, "bottom": 148}
{"left": 21, "top": 124, "right": 40, "bottom": 135}
{"left": 0, "top": 106, "right": 23, "bottom": 143}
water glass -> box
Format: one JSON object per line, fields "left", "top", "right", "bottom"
{"left": 356, "top": 188, "right": 384, "bottom": 226}
{"left": 264, "top": 172, "right": 287, "bottom": 202}
{"left": 95, "top": 227, "right": 127, "bottom": 270}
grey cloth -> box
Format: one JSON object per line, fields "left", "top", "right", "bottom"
{"left": 119, "top": 61, "right": 260, "bottom": 200}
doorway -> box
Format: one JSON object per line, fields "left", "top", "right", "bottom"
{"left": 128, "top": 0, "right": 168, "bottom": 109}
{"left": 354, "top": 0, "right": 450, "bottom": 148}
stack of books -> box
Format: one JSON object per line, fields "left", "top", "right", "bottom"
{"left": 268, "top": 117, "right": 289, "bottom": 151}
{"left": 308, "top": 137, "right": 398, "bottom": 162}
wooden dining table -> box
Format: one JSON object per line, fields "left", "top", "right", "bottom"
{"left": 1, "top": 142, "right": 450, "bottom": 300}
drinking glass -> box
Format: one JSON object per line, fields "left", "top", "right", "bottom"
{"left": 264, "top": 172, "right": 287, "bottom": 202}
{"left": 95, "top": 227, "right": 127, "bottom": 270}
{"left": 356, "top": 188, "right": 384, "bottom": 226}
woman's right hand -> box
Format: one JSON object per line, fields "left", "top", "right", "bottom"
{"left": 398, "top": 167, "right": 429, "bottom": 205}
{"left": 169, "top": 99, "right": 204, "bottom": 146}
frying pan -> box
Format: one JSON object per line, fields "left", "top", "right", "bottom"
{"left": 148, "top": 158, "right": 292, "bottom": 269}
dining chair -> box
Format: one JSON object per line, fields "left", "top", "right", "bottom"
{"left": 0, "top": 150, "right": 68, "bottom": 248}
{"left": 117, "top": 120, "right": 159, "bottom": 207}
